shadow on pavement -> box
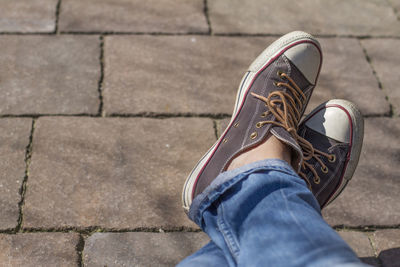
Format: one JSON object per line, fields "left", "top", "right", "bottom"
{"left": 360, "top": 247, "right": 400, "bottom": 267}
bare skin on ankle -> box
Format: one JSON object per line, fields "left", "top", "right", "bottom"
{"left": 227, "top": 134, "right": 293, "bottom": 171}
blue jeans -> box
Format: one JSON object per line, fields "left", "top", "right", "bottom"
{"left": 178, "top": 159, "right": 370, "bottom": 267}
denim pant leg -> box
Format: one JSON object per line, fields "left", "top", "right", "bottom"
{"left": 177, "top": 241, "right": 229, "bottom": 266}
{"left": 179, "top": 159, "right": 370, "bottom": 267}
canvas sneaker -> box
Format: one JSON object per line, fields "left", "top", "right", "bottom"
{"left": 182, "top": 31, "right": 323, "bottom": 212}
{"left": 297, "top": 99, "right": 364, "bottom": 209}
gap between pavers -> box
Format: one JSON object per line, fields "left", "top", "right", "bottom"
{"left": 0, "top": 232, "right": 80, "bottom": 267}
{"left": 361, "top": 39, "right": 400, "bottom": 116}
{"left": 0, "top": 35, "right": 100, "bottom": 115}
{"left": 83, "top": 232, "right": 209, "bottom": 266}
{"left": 0, "top": 0, "right": 58, "bottom": 33}
{"left": 102, "top": 36, "right": 388, "bottom": 117}
{"left": 23, "top": 117, "right": 215, "bottom": 229}
{"left": 80, "top": 230, "right": 380, "bottom": 266}
{"left": 0, "top": 118, "right": 32, "bottom": 230}
{"left": 372, "top": 229, "right": 400, "bottom": 266}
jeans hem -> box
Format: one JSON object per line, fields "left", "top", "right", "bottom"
{"left": 188, "top": 158, "right": 300, "bottom": 226}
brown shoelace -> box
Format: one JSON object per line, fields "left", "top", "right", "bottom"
{"left": 298, "top": 135, "right": 336, "bottom": 187}
{"left": 251, "top": 72, "right": 335, "bottom": 188}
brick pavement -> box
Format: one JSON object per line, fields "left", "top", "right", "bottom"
{"left": 0, "top": 0, "right": 399, "bottom": 266}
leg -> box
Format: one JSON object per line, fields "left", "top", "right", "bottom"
{"left": 182, "top": 99, "right": 366, "bottom": 266}
{"left": 177, "top": 241, "right": 230, "bottom": 267}
{"left": 180, "top": 32, "right": 366, "bottom": 266}
{"left": 197, "top": 160, "right": 368, "bottom": 267}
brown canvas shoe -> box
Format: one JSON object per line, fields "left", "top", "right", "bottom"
{"left": 298, "top": 99, "right": 364, "bottom": 209}
{"left": 182, "top": 31, "right": 323, "bottom": 212}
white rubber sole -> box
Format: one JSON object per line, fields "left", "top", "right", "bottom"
{"left": 303, "top": 99, "right": 364, "bottom": 207}
{"left": 182, "top": 31, "right": 321, "bottom": 212}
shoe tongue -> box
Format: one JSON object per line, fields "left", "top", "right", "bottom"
{"left": 270, "top": 126, "right": 303, "bottom": 172}
{"left": 298, "top": 125, "right": 340, "bottom": 151}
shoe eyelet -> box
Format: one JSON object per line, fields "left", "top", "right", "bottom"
{"left": 328, "top": 154, "right": 336, "bottom": 163}
{"left": 277, "top": 70, "right": 284, "bottom": 78}
{"left": 314, "top": 176, "right": 320, "bottom": 184}
{"left": 233, "top": 122, "right": 239, "bottom": 128}
{"left": 260, "top": 112, "right": 268, "bottom": 118}
{"left": 222, "top": 138, "right": 228, "bottom": 143}
{"left": 273, "top": 81, "right": 280, "bottom": 87}
{"left": 321, "top": 166, "right": 328, "bottom": 174}
{"left": 250, "top": 132, "right": 258, "bottom": 140}
{"left": 256, "top": 122, "right": 262, "bottom": 128}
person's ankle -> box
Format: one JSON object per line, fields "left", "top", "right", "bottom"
{"left": 226, "top": 134, "right": 293, "bottom": 171}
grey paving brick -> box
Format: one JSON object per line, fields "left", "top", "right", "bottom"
{"left": 0, "top": 119, "right": 31, "bottom": 229}
{"left": 338, "top": 231, "right": 379, "bottom": 266}
{"left": 388, "top": 0, "right": 400, "bottom": 13}
{"left": 372, "top": 230, "right": 400, "bottom": 267}
{"left": 84, "top": 232, "right": 209, "bottom": 266}
{"left": 0, "top": 0, "right": 58, "bottom": 32}
{"left": 0, "top": 36, "right": 100, "bottom": 115}
{"left": 323, "top": 118, "right": 400, "bottom": 226}
{"left": 24, "top": 117, "right": 215, "bottom": 228}
{"left": 361, "top": 39, "right": 400, "bottom": 116}
{"left": 338, "top": 231, "right": 374, "bottom": 257}
{"left": 0, "top": 233, "right": 80, "bottom": 267}
{"left": 209, "top": 0, "right": 400, "bottom": 36}
{"left": 306, "top": 38, "right": 390, "bottom": 116}
{"left": 103, "top": 36, "right": 270, "bottom": 115}
{"left": 59, "top": 0, "right": 208, "bottom": 33}
{"left": 104, "top": 36, "right": 387, "bottom": 116}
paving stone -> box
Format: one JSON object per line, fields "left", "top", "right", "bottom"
{"left": 84, "top": 232, "right": 209, "bottom": 266}
{"left": 0, "top": 36, "right": 100, "bottom": 115}
{"left": 209, "top": 0, "right": 400, "bottom": 36}
{"left": 103, "top": 36, "right": 272, "bottom": 115}
{"left": 338, "top": 231, "right": 374, "bottom": 257}
{"left": 388, "top": 0, "right": 400, "bottom": 12}
{"left": 323, "top": 118, "right": 400, "bottom": 226}
{"left": 0, "top": 0, "right": 58, "bottom": 32}
{"left": 59, "top": 0, "right": 207, "bottom": 33}
{"left": 0, "top": 233, "right": 80, "bottom": 266}
{"left": 373, "top": 230, "right": 400, "bottom": 267}
{"left": 306, "top": 38, "right": 389, "bottom": 116}
{"left": 104, "top": 36, "right": 388, "bottom": 116}
{"left": 361, "top": 39, "right": 400, "bottom": 116}
{"left": 338, "top": 231, "right": 379, "bottom": 266}
{"left": 0, "top": 119, "right": 31, "bottom": 229}
{"left": 24, "top": 117, "right": 215, "bottom": 228}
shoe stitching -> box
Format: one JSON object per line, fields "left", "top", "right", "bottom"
{"left": 311, "top": 144, "right": 349, "bottom": 197}
{"left": 241, "top": 60, "right": 277, "bottom": 148}
{"left": 282, "top": 55, "right": 292, "bottom": 77}
{"left": 218, "top": 61, "right": 276, "bottom": 174}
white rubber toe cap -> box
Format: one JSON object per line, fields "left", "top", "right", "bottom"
{"left": 284, "top": 42, "right": 322, "bottom": 85}
{"left": 305, "top": 105, "right": 351, "bottom": 143}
